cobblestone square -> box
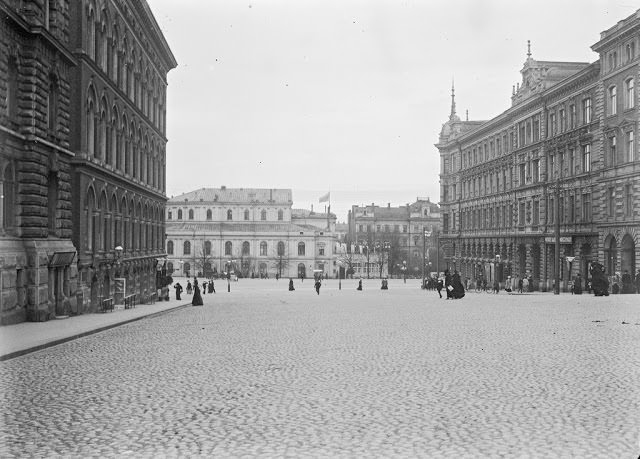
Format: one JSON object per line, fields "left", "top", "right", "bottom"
{"left": 1, "top": 279, "right": 639, "bottom": 458}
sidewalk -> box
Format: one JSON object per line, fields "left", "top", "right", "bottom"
{"left": 0, "top": 296, "right": 192, "bottom": 361}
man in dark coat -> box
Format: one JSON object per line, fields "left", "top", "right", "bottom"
{"left": 174, "top": 282, "right": 183, "bottom": 300}
{"left": 202, "top": 280, "right": 207, "bottom": 295}
{"left": 451, "top": 271, "right": 465, "bottom": 299}
{"left": 436, "top": 278, "right": 443, "bottom": 298}
{"left": 314, "top": 279, "right": 321, "bottom": 295}
{"left": 208, "top": 279, "right": 215, "bottom": 294}
{"left": 288, "top": 278, "right": 295, "bottom": 291}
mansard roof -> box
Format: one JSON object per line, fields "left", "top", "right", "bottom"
{"left": 169, "top": 187, "right": 293, "bottom": 204}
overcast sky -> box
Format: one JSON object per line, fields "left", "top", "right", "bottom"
{"left": 148, "top": 0, "right": 637, "bottom": 221}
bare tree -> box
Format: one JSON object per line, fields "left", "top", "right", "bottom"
{"left": 270, "top": 255, "right": 290, "bottom": 278}
{"left": 194, "top": 244, "right": 215, "bottom": 278}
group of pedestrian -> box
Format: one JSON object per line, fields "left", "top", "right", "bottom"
{"left": 173, "top": 276, "right": 217, "bottom": 306}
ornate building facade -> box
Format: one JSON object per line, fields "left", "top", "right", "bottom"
{"left": 436, "top": 10, "right": 639, "bottom": 291}
{"left": 69, "top": 0, "right": 176, "bottom": 311}
{"left": 165, "top": 187, "right": 338, "bottom": 279}
{"left": 1, "top": 0, "right": 78, "bottom": 324}
{"left": 346, "top": 199, "right": 441, "bottom": 278}
{"left": 0, "top": 0, "right": 175, "bottom": 324}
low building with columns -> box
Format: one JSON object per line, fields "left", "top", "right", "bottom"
{"left": 436, "top": 10, "right": 639, "bottom": 292}
{"left": 165, "top": 187, "right": 338, "bottom": 279}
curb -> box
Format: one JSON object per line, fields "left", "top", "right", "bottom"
{"left": 0, "top": 302, "right": 193, "bottom": 362}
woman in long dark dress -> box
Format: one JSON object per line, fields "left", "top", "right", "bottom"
{"left": 192, "top": 278, "right": 203, "bottom": 306}
{"left": 288, "top": 278, "right": 295, "bottom": 291}
{"left": 451, "top": 271, "right": 465, "bottom": 299}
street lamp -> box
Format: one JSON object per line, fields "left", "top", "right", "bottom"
{"left": 227, "top": 258, "right": 235, "bottom": 292}
{"left": 402, "top": 260, "right": 407, "bottom": 283}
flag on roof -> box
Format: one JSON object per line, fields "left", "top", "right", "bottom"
{"left": 318, "top": 192, "right": 330, "bottom": 203}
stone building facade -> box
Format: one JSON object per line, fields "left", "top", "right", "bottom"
{"left": 436, "top": 10, "right": 639, "bottom": 292}
{"left": 165, "top": 187, "right": 338, "bottom": 279}
{"left": 346, "top": 199, "right": 441, "bottom": 278}
{"left": 0, "top": 0, "right": 175, "bottom": 324}
{"left": 68, "top": 0, "right": 176, "bottom": 312}
{"left": 1, "top": 0, "right": 79, "bottom": 324}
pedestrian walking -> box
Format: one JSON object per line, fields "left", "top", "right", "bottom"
{"left": 186, "top": 281, "right": 192, "bottom": 295}
{"left": 202, "top": 281, "right": 207, "bottom": 295}
{"left": 288, "top": 278, "right": 295, "bottom": 291}
{"left": 192, "top": 278, "right": 203, "bottom": 306}
{"left": 314, "top": 278, "right": 321, "bottom": 295}
{"left": 357, "top": 278, "right": 363, "bottom": 291}
{"left": 209, "top": 279, "right": 215, "bottom": 293}
{"left": 436, "top": 278, "right": 443, "bottom": 298}
{"left": 381, "top": 278, "right": 388, "bottom": 290}
{"left": 174, "top": 282, "right": 183, "bottom": 300}
{"left": 518, "top": 278, "right": 524, "bottom": 294}
{"left": 505, "top": 276, "right": 512, "bottom": 293}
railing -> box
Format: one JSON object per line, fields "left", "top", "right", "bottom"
{"left": 100, "top": 298, "right": 114, "bottom": 313}
{"left": 124, "top": 294, "right": 137, "bottom": 309}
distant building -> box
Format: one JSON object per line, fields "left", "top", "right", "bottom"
{"left": 165, "top": 187, "right": 338, "bottom": 279}
{"left": 436, "top": 10, "right": 639, "bottom": 291}
{"left": 346, "top": 199, "right": 441, "bottom": 278}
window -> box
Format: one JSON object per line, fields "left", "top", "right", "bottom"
{"left": 244, "top": 209, "right": 249, "bottom": 220}
{"left": 298, "top": 242, "right": 305, "bottom": 256}
{"left": 569, "top": 195, "right": 575, "bottom": 222}
{"left": 242, "top": 241, "right": 250, "bottom": 256}
{"left": 260, "top": 241, "right": 267, "bottom": 256}
{"left": 402, "top": 225, "right": 407, "bottom": 233}
{"left": 549, "top": 113, "right": 556, "bottom": 137}
{"left": 609, "top": 136, "right": 617, "bottom": 166}
{"left": 519, "top": 164, "right": 526, "bottom": 186}
{"left": 277, "top": 241, "right": 285, "bottom": 256}
{"left": 582, "top": 193, "right": 591, "bottom": 222}
{"left": 319, "top": 246, "right": 325, "bottom": 256}
{"left": 278, "top": 209, "right": 283, "bottom": 221}
{"left": 626, "top": 131, "right": 635, "bottom": 162}
{"left": 625, "top": 184, "right": 633, "bottom": 216}
{"left": 227, "top": 209, "right": 233, "bottom": 220}
{"left": 183, "top": 241, "right": 191, "bottom": 255}
{"left": 533, "top": 116, "right": 540, "bottom": 141}
{"left": 7, "top": 56, "right": 19, "bottom": 120}
{"left": 167, "top": 240, "right": 174, "bottom": 254}
{"left": 48, "top": 76, "right": 58, "bottom": 132}
{"left": 376, "top": 225, "right": 381, "bottom": 232}
{"left": 559, "top": 151, "right": 565, "bottom": 178}
{"left": 225, "top": 241, "right": 232, "bottom": 256}
{"left": 261, "top": 210, "right": 266, "bottom": 221}
{"left": 608, "top": 86, "right": 617, "bottom": 116}
{"left": 167, "top": 211, "right": 172, "bottom": 220}
{"left": 625, "top": 78, "right": 635, "bottom": 109}
{"left": 559, "top": 109, "right": 565, "bottom": 133}
{"left": 582, "top": 98, "right": 592, "bottom": 124}
{"left": 532, "top": 159, "right": 540, "bottom": 183}
{"left": 569, "top": 104, "right": 576, "bottom": 129}
{"left": 204, "top": 240, "right": 211, "bottom": 255}
{"left": 1, "top": 163, "right": 16, "bottom": 231}
{"left": 533, "top": 200, "right": 540, "bottom": 225}
{"left": 177, "top": 209, "right": 182, "bottom": 220}
{"left": 188, "top": 209, "right": 194, "bottom": 220}
{"left": 548, "top": 198, "right": 554, "bottom": 224}
{"left": 608, "top": 187, "right": 615, "bottom": 216}
{"left": 559, "top": 197, "right": 565, "bottom": 223}
{"left": 626, "top": 42, "right": 636, "bottom": 61}
{"left": 206, "top": 209, "right": 212, "bottom": 220}
{"left": 518, "top": 202, "right": 525, "bottom": 226}
{"left": 582, "top": 144, "right": 591, "bottom": 172}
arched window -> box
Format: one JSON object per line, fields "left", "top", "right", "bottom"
{"left": 278, "top": 209, "right": 283, "bottom": 221}
{"left": 242, "top": 241, "right": 250, "bottom": 256}
{"left": 206, "top": 209, "right": 212, "bottom": 220}
{"left": 177, "top": 209, "right": 182, "bottom": 220}
{"left": 244, "top": 209, "right": 249, "bottom": 220}
{"left": 48, "top": 170, "right": 58, "bottom": 234}
{"left": 260, "top": 241, "right": 267, "bottom": 256}
{"left": 183, "top": 240, "right": 191, "bottom": 255}
{"left": 277, "top": 241, "right": 285, "bottom": 256}
{"left": 261, "top": 209, "right": 267, "bottom": 220}
{"left": 167, "top": 240, "right": 174, "bottom": 254}
{"left": 227, "top": 209, "right": 233, "bottom": 220}
{"left": 204, "top": 240, "right": 211, "bottom": 255}
{"left": 298, "top": 242, "right": 305, "bottom": 256}
{"left": 188, "top": 209, "right": 194, "bottom": 220}
{"left": 625, "top": 78, "right": 635, "bottom": 110}
{"left": 1, "top": 163, "right": 16, "bottom": 232}
{"left": 183, "top": 262, "right": 190, "bottom": 276}
{"left": 225, "top": 241, "right": 232, "bottom": 256}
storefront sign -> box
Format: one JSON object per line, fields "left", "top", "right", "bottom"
{"left": 544, "top": 237, "right": 572, "bottom": 244}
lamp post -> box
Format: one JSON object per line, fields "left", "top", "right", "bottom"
{"left": 402, "top": 260, "right": 407, "bottom": 283}
{"left": 338, "top": 260, "right": 342, "bottom": 290}
{"left": 227, "top": 258, "right": 235, "bottom": 292}
{"left": 422, "top": 229, "right": 432, "bottom": 289}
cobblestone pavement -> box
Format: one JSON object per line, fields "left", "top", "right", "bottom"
{"left": 1, "top": 279, "right": 639, "bottom": 458}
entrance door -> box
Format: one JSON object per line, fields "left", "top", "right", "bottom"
{"left": 297, "top": 263, "right": 306, "bottom": 279}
